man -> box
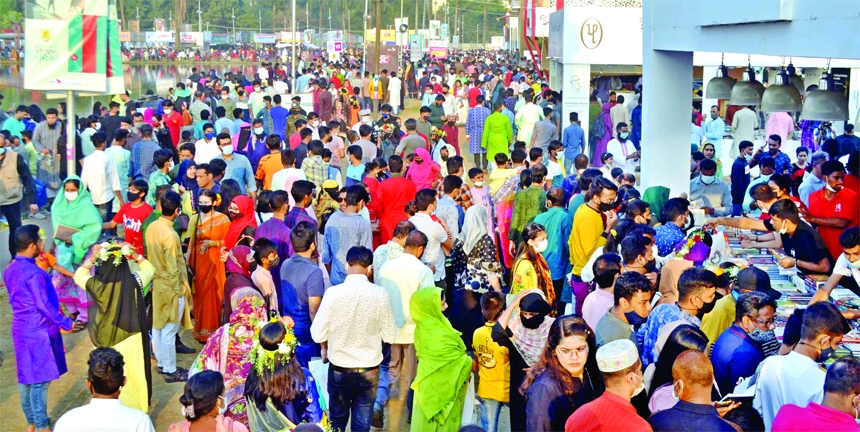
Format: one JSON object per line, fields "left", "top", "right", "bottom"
{"left": 564, "top": 339, "right": 651, "bottom": 432}
{"left": 630, "top": 95, "right": 642, "bottom": 149}
{"left": 595, "top": 271, "right": 653, "bottom": 347}
{"left": 355, "top": 124, "right": 377, "bottom": 164}
{"left": 772, "top": 356, "right": 860, "bottom": 431}
{"left": 804, "top": 160, "right": 859, "bottom": 261}
{"left": 218, "top": 87, "right": 236, "bottom": 121}
{"left": 80, "top": 130, "right": 124, "bottom": 228}
{"left": 436, "top": 176, "right": 463, "bottom": 242}
{"left": 463, "top": 95, "right": 492, "bottom": 170}
{"left": 812, "top": 227, "right": 860, "bottom": 313}
{"left": 531, "top": 106, "right": 557, "bottom": 154}
{"left": 369, "top": 156, "right": 415, "bottom": 245}
{"left": 2, "top": 105, "right": 28, "bottom": 139}
{"left": 248, "top": 80, "right": 268, "bottom": 116}
{"left": 100, "top": 102, "right": 124, "bottom": 143}
{"left": 271, "top": 149, "right": 307, "bottom": 195}
{"left": 302, "top": 140, "right": 329, "bottom": 191}
{"left": 654, "top": 198, "right": 691, "bottom": 257}
{"left": 323, "top": 185, "right": 373, "bottom": 286}
{"left": 213, "top": 106, "right": 233, "bottom": 136}
{"left": 144, "top": 191, "right": 192, "bottom": 383}
{"left": 798, "top": 150, "right": 829, "bottom": 206}
{"left": 638, "top": 267, "right": 717, "bottom": 368}
{"left": 751, "top": 134, "right": 792, "bottom": 176}
{"left": 482, "top": 103, "right": 514, "bottom": 168}
{"left": 691, "top": 112, "right": 705, "bottom": 152}
{"left": 32, "top": 107, "right": 63, "bottom": 196}
{"left": 710, "top": 291, "right": 776, "bottom": 395}
{"left": 605, "top": 122, "right": 639, "bottom": 174}
{"left": 373, "top": 230, "right": 435, "bottom": 424}
{"left": 388, "top": 72, "right": 403, "bottom": 115}
{"left": 765, "top": 111, "right": 794, "bottom": 146}
{"left": 731, "top": 105, "right": 757, "bottom": 159}
{"left": 416, "top": 106, "right": 434, "bottom": 138}
{"left": 270, "top": 94, "right": 290, "bottom": 141}
{"left": 410, "top": 188, "right": 454, "bottom": 289}
{"left": 285, "top": 180, "right": 317, "bottom": 229}
{"left": 702, "top": 105, "right": 726, "bottom": 148}
{"left": 730, "top": 140, "right": 755, "bottom": 215}
{"left": 6, "top": 225, "right": 74, "bottom": 432}
{"left": 214, "top": 132, "right": 257, "bottom": 199}
{"left": 193, "top": 123, "right": 220, "bottom": 164}
{"left": 562, "top": 112, "right": 586, "bottom": 174}
{"left": 101, "top": 180, "right": 151, "bottom": 254}
{"left": 319, "top": 83, "right": 334, "bottom": 122}
{"left": 394, "top": 119, "right": 428, "bottom": 159}
{"left": 189, "top": 91, "right": 209, "bottom": 124}
{"left": 429, "top": 95, "right": 447, "bottom": 130}
{"left": 533, "top": 187, "right": 573, "bottom": 314}
{"left": 255, "top": 135, "right": 286, "bottom": 190}
{"left": 690, "top": 158, "right": 733, "bottom": 217}
{"left": 281, "top": 221, "right": 325, "bottom": 365}
{"left": 161, "top": 101, "right": 184, "bottom": 147}
{"left": 648, "top": 350, "right": 739, "bottom": 432}
{"left": 53, "top": 347, "right": 155, "bottom": 432}
{"left": 609, "top": 95, "right": 630, "bottom": 137}
{"left": 700, "top": 266, "right": 783, "bottom": 348}
{"left": 515, "top": 92, "right": 544, "bottom": 146}
{"left": 582, "top": 253, "right": 622, "bottom": 330}
{"left": 619, "top": 234, "right": 659, "bottom": 289}
{"left": 836, "top": 123, "right": 860, "bottom": 156}
{"left": 753, "top": 301, "right": 847, "bottom": 430}
{"left": 373, "top": 220, "right": 415, "bottom": 272}
{"left": 310, "top": 246, "right": 397, "bottom": 432}
{"left": 0, "top": 135, "right": 38, "bottom": 256}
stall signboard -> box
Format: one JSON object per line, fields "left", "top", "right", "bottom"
{"left": 25, "top": 0, "right": 109, "bottom": 91}
{"left": 119, "top": 31, "right": 131, "bottom": 42}
{"left": 324, "top": 31, "right": 344, "bottom": 42}
{"left": 409, "top": 34, "right": 423, "bottom": 61}
{"left": 452, "top": 35, "right": 459, "bottom": 48}
{"left": 144, "top": 31, "right": 173, "bottom": 43}
{"left": 525, "top": 7, "right": 552, "bottom": 38}
{"left": 279, "top": 31, "right": 302, "bottom": 43}
{"left": 365, "top": 45, "right": 400, "bottom": 74}
{"left": 365, "top": 28, "right": 396, "bottom": 45}
{"left": 428, "top": 40, "right": 448, "bottom": 59}
{"left": 440, "top": 23, "right": 449, "bottom": 41}
{"left": 491, "top": 36, "right": 504, "bottom": 50}
{"left": 429, "top": 20, "right": 441, "bottom": 39}
{"left": 180, "top": 32, "right": 202, "bottom": 44}
{"left": 254, "top": 33, "right": 276, "bottom": 44}
{"left": 548, "top": 6, "right": 643, "bottom": 65}
{"left": 327, "top": 40, "right": 343, "bottom": 61}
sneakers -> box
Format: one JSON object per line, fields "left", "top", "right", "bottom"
{"left": 29, "top": 212, "right": 46, "bottom": 220}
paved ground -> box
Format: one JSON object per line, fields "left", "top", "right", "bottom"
{"left": 0, "top": 99, "right": 511, "bottom": 431}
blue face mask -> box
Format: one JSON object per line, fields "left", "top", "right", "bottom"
{"left": 204, "top": 132, "right": 215, "bottom": 140}
{"left": 619, "top": 132, "right": 629, "bottom": 140}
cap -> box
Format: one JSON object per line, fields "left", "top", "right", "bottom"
{"left": 359, "top": 109, "right": 371, "bottom": 116}
{"left": 596, "top": 339, "right": 639, "bottom": 373}
{"left": 322, "top": 179, "right": 338, "bottom": 189}
{"left": 736, "top": 267, "right": 782, "bottom": 300}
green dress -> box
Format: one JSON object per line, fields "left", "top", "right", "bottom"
{"left": 481, "top": 112, "right": 514, "bottom": 162}
{"left": 411, "top": 288, "right": 473, "bottom": 432}
{"left": 508, "top": 185, "right": 547, "bottom": 243}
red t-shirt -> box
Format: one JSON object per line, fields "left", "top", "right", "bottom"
{"left": 843, "top": 173, "right": 859, "bottom": 195}
{"left": 808, "top": 187, "right": 859, "bottom": 261}
{"left": 163, "top": 111, "right": 184, "bottom": 146}
{"left": 113, "top": 202, "right": 154, "bottom": 254}
{"left": 468, "top": 87, "right": 483, "bottom": 108}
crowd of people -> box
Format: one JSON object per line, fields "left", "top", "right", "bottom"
{"left": 1, "top": 46, "right": 860, "bottom": 432}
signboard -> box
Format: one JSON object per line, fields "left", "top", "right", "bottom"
{"left": 180, "top": 32, "right": 202, "bottom": 44}
{"left": 452, "top": 35, "right": 459, "bottom": 48}
{"left": 429, "top": 20, "right": 441, "bottom": 39}
{"left": 491, "top": 36, "right": 504, "bottom": 50}
{"left": 279, "top": 31, "right": 302, "bottom": 43}
{"left": 324, "top": 31, "right": 344, "bottom": 41}
{"left": 428, "top": 39, "right": 448, "bottom": 59}
{"left": 525, "top": 7, "right": 552, "bottom": 38}
{"left": 119, "top": 31, "right": 131, "bottom": 42}
{"left": 24, "top": 0, "right": 109, "bottom": 91}
{"left": 254, "top": 33, "right": 276, "bottom": 44}
{"left": 409, "top": 34, "right": 423, "bottom": 61}
{"left": 548, "top": 7, "right": 643, "bottom": 65}
{"left": 365, "top": 45, "right": 400, "bottom": 74}
{"left": 440, "top": 23, "right": 449, "bottom": 40}
{"left": 365, "top": 28, "right": 396, "bottom": 45}
{"left": 210, "top": 33, "right": 230, "bottom": 44}
{"left": 145, "top": 31, "right": 173, "bottom": 43}
{"left": 105, "top": 0, "right": 124, "bottom": 94}
{"left": 154, "top": 18, "right": 166, "bottom": 32}
{"left": 326, "top": 40, "right": 343, "bottom": 61}
{"left": 850, "top": 68, "right": 860, "bottom": 126}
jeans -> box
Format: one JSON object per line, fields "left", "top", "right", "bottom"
{"left": 328, "top": 365, "right": 380, "bottom": 432}
{"left": 95, "top": 199, "right": 115, "bottom": 234}
{"left": 732, "top": 204, "right": 743, "bottom": 216}
{"left": 363, "top": 97, "right": 373, "bottom": 111}
{"left": 478, "top": 397, "right": 508, "bottom": 432}
{"left": 473, "top": 152, "right": 488, "bottom": 171}
{"left": 570, "top": 274, "right": 590, "bottom": 317}
{"left": 1, "top": 200, "right": 22, "bottom": 258}
{"left": 375, "top": 343, "right": 392, "bottom": 412}
{"left": 152, "top": 297, "right": 185, "bottom": 374}
{"left": 563, "top": 150, "right": 581, "bottom": 174}
{"left": 19, "top": 381, "right": 50, "bottom": 429}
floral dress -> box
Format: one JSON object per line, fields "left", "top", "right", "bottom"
{"left": 457, "top": 235, "right": 504, "bottom": 293}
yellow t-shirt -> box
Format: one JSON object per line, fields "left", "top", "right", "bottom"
{"left": 569, "top": 204, "right": 607, "bottom": 276}
{"left": 488, "top": 168, "right": 517, "bottom": 195}
{"left": 472, "top": 323, "right": 510, "bottom": 402}
{"left": 510, "top": 258, "right": 538, "bottom": 296}
{"left": 700, "top": 294, "right": 736, "bottom": 351}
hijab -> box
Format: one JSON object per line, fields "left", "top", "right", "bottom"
{"left": 460, "top": 205, "right": 489, "bottom": 255}
{"left": 224, "top": 196, "right": 258, "bottom": 250}
{"left": 406, "top": 148, "right": 441, "bottom": 190}
{"left": 51, "top": 176, "right": 102, "bottom": 265}
{"left": 508, "top": 290, "right": 555, "bottom": 366}
{"left": 225, "top": 245, "right": 254, "bottom": 278}
{"left": 410, "top": 287, "right": 473, "bottom": 426}
{"left": 642, "top": 186, "right": 670, "bottom": 222}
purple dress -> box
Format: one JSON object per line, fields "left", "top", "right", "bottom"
{"left": 590, "top": 103, "right": 614, "bottom": 167}
{"left": 6, "top": 256, "right": 73, "bottom": 384}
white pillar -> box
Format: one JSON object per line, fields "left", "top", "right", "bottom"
{"left": 561, "top": 63, "right": 591, "bottom": 155}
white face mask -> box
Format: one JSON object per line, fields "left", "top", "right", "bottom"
{"left": 533, "top": 239, "right": 549, "bottom": 253}
{"left": 849, "top": 259, "right": 860, "bottom": 269}
{"left": 221, "top": 145, "right": 234, "bottom": 155}
{"left": 362, "top": 116, "right": 370, "bottom": 123}
{"left": 700, "top": 174, "right": 715, "bottom": 184}
{"left": 630, "top": 373, "right": 646, "bottom": 398}
{"left": 65, "top": 191, "right": 78, "bottom": 202}
{"left": 218, "top": 396, "right": 227, "bottom": 416}
{"left": 651, "top": 244, "right": 660, "bottom": 259}
{"left": 778, "top": 219, "right": 789, "bottom": 235}
{"left": 825, "top": 184, "right": 838, "bottom": 193}
{"left": 253, "top": 127, "right": 265, "bottom": 135}
{"left": 164, "top": 109, "right": 173, "bottom": 115}
{"left": 474, "top": 181, "right": 483, "bottom": 187}
{"left": 254, "top": 87, "right": 261, "bottom": 92}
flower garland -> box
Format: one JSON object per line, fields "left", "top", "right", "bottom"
{"left": 431, "top": 126, "right": 447, "bottom": 139}
{"left": 674, "top": 228, "right": 707, "bottom": 259}
{"left": 248, "top": 315, "right": 299, "bottom": 375}
{"left": 705, "top": 263, "right": 743, "bottom": 282}
{"left": 95, "top": 241, "right": 137, "bottom": 266}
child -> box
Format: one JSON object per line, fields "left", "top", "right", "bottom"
{"left": 251, "top": 238, "right": 280, "bottom": 316}
{"left": 472, "top": 291, "right": 510, "bottom": 432}
{"left": 488, "top": 153, "right": 515, "bottom": 195}
{"left": 322, "top": 148, "right": 343, "bottom": 188}
{"left": 345, "top": 144, "right": 365, "bottom": 187}
{"left": 469, "top": 167, "right": 495, "bottom": 237}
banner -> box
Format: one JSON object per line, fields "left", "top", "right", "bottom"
{"left": 429, "top": 20, "right": 440, "bottom": 39}
{"left": 254, "top": 33, "right": 276, "bottom": 44}
{"left": 119, "top": 31, "right": 131, "bottom": 42}
{"left": 409, "top": 34, "right": 423, "bottom": 61}
{"left": 154, "top": 18, "right": 166, "bottom": 31}
{"left": 25, "top": 0, "right": 109, "bottom": 91}
{"left": 326, "top": 40, "right": 343, "bottom": 61}
{"left": 105, "top": 0, "right": 124, "bottom": 94}
{"left": 428, "top": 40, "right": 448, "bottom": 59}
{"left": 440, "top": 23, "right": 449, "bottom": 41}
{"left": 365, "top": 28, "right": 396, "bottom": 45}
{"left": 491, "top": 36, "right": 504, "bottom": 50}
{"left": 365, "top": 45, "right": 400, "bottom": 74}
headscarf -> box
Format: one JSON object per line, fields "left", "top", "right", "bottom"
{"left": 405, "top": 148, "right": 441, "bottom": 190}
{"left": 232, "top": 122, "right": 252, "bottom": 151}
{"left": 461, "top": 205, "right": 489, "bottom": 255}
{"left": 642, "top": 186, "right": 670, "bottom": 222}
{"left": 225, "top": 245, "right": 254, "bottom": 278}
{"left": 224, "top": 195, "right": 258, "bottom": 250}
{"left": 410, "top": 287, "right": 473, "bottom": 426}
{"left": 51, "top": 176, "right": 103, "bottom": 267}
{"left": 177, "top": 160, "right": 199, "bottom": 210}
{"left": 508, "top": 289, "right": 555, "bottom": 366}
{"left": 143, "top": 107, "right": 154, "bottom": 125}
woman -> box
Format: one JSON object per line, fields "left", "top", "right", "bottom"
{"left": 217, "top": 179, "right": 243, "bottom": 215}
{"left": 225, "top": 195, "right": 258, "bottom": 250}
{"left": 77, "top": 242, "right": 153, "bottom": 412}
{"left": 254, "top": 191, "right": 273, "bottom": 225}
{"left": 590, "top": 103, "right": 614, "bottom": 167}
{"left": 521, "top": 314, "right": 604, "bottom": 431}
{"left": 189, "top": 190, "right": 230, "bottom": 342}
{"left": 491, "top": 290, "right": 557, "bottom": 431}
{"left": 176, "top": 160, "right": 199, "bottom": 214}
{"left": 700, "top": 142, "right": 723, "bottom": 179}
{"left": 170, "top": 370, "right": 249, "bottom": 432}
{"left": 222, "top": 246, "right": 256, "bottom": 324}
{"left": 645, "top": 324, "right": 709, "bottom": 413}
{"left": 406, "top": 148, "right": 441, "bottom": 190}
{"left": 51, "top": 176, "right": 102, "bottom": 331}
{"left": 599, "top": 153, "right": 614, "bottom": 178}
{"left": 313, "top": 180, "right": 340, "bottom": 222}
{"left": 333, "top": 88, "right": 349, "bottom": 124}
{"left": 790, "top": 146, "right": 810, "bottom": 197}
{"left": 769, "top": 173, "right": 801, "bottom": 206}
{"left": 454, "top": 81, "right": 469, "bottom": 125}
{"left": 411, "top": 288, "right": 473, "bottom": 431}
{"left": 190, "top": 288, "right": 269, "bottom": 427}
{"left": 509, "top": 168, "right": 548, "bottom": 244}
{"left": 510, "top": 223, "right": 556, "bottom": 308}
{"left": 244, "top": 321, "right": 323, "bottom": 430}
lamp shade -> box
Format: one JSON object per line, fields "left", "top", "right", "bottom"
{"left": 789, "top": 75, "right": 805, "bottom": 95}
{"left": 801, "top": 72, "right": 849, "bottom": 121}
{"left": 705, "top": 65, "right": 735, "bottom": 99}
{"left": 729, "top": 67, "right": 764, "bottom": 106}
{"left": 761, "top": 71, "right": 802, "bottom": 113}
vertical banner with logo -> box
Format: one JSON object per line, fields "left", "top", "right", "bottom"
{"left": 25, "top": 0, "right": 109, "bottom": 91}
{"left": 105, "top": 0, "right": 125, "bottom": 94}
{"left": 440, "top": 23, "right": 449, "bottom": 41}
{"left": 409, "top": 34, "right": 423, "bottom": 61}
{"left": 429, "top": 20, "right": 441, "bottom": 39}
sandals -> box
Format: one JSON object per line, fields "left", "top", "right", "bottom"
{"left": 164, "top": 367, "right": 189, "bottom": 383}
{"left": 71, "top": 320, "right": 87, "bottom": 333}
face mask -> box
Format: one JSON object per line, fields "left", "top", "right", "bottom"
{"left": 126, "top": 192, "right": 141, "bottom": 203}
{"left": 598, "top": 201, "right": 615, "bottom": 212}
{"left": 198, "top": 204, "right": 213, "bottom": 214}
{"left": 684, "top": 213, "right": 696, "bottom": 231}
{"left": 672, "top": 381, "right": 681, "bottom": 400}
{"left": 778, "top": 220, "right": 789, "bottom": 235}
{"left": 625, "top": 310, "right": 648, "bottom": 328}
{"left": 164, "top": 109, "right": 173, "bottom": 115}
{"left": 630, "top": 372, "right": 646, "bottom": 397}
{"left": 221, "top": 145, "right": 234, "bottom": 155}
{"left": 474, "top": 181, "right": 483, "bottom": 188}
{"left": 819, "top": 344, "right": 836, "bottom": 363}
{"left": 643, "top": 257, "right": 657, "bottom": 273}
{"left": 222, "top": 95, "right": 229, "bottom": 99}
{"left": 651, "top": 244, "right": 659, "bottom": 259}
{"left": 744, "top": 153, "right": 752, "bottom": 161}
{"left": 700, "top": 174, "right": 715, "bottom": 184}
{"left": 310, "top": 120, "right": 318, "bottom": 127}
{"left": 229, "top": 210, "right": 243, "bottom": 221}
{"left": 94, "top": 123, "right": 101, "bottom": 130}
{"left": 748, "top": 328, "right": 777, "bottom": 346}
{"left": 520, "top": 313, "right": 545, "bottom": 329}
{"left": 825, "top": 184, "right": 838, "bottom": 193}
{"left": 710, "top": 113, "right": 718, "bottom": 120}
{"left": 253, "top": 127, "right": 264, "bottom": 135}
{"left": 254, "top": 87, "right": 261, "bottom": 92}
{"left": 204, "top": 132, "right": 215, "bottom": 140}
{"left": 849, "top": 259, "right": 860, "bottom": 269}
{"left": 65, "top": 191, "right": 78, "bottom": 202}
{"left": 532, "top": 239, "right": 549, "bottom": 253}
{"left": 268, "top": 256, "right": 280, "bottom": 268}
{"left": 696, "top": 295, "right": 717, "bottom": 318}
{"left": 218, "top": 397, "right": 228, "bottom": 416}
{"left": 0, "top": 147, "right": 5, "bottom": 155}
{"left": 382, "top": 113, "right": 390, "bottom": 118}
{"left": 619, "top": 132, "right": 629, "bottom": 140}
{"left": 362, "top": 116, "right": 370, "bottom": 122}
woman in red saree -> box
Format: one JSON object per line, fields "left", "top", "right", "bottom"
{"left": 189, "top": 190, "right": 230, "bottom": 342}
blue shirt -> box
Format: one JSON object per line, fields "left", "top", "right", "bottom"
{"left": 214, "top": 153, "right": 257, "bottom": 194}
{"left": 129, "top": 139, "right": 160, "bottom": 179}
{"left": 322, "top": 211, "right": 373, "bottom": 286}
{"left": 636, "top": 303, "right": 700, "bottom": 369}
{"left": 654, "top": 223, "right": 685, "bottom": 257}
{"left": 532, "top": 207, "right": 572, "bottom": 280}
{"left": 648, "top": 400, "right": 737, "bottom": 432}
{"left": 280, "top": 254, "right": 325, "bottom": 346}
{"left": 711, "top": 323, "right": 764, "bottom": 394}
{"left": 562, "top": 123, "right": 585, "bottom": 159}
{"left": 270, "top": 106, "right": 290, "bottom": 141}
{"left": 214, "top": 117, "right": 234, "bottom": 136}
{"left": 630, "top": 105, "right": 642, "bottom": 146}
{"left": 730, "top": 157, "right": 751, "bottom": 205}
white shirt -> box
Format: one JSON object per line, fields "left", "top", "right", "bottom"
{"left": 310, "top": 274, "right": 397, "bottom": 368}
{"left": 833, "top": 254, "right": 860, "bottom": 287}
{"left": 545, "top": 159, "right": 563, "bottom": 183}
{"left": 273, "top": 80, "right": 289, "bottom": 95}
{"left": 53, "top": 398, "right": 155, "bottom": 432}
{"left": 80, "top": 150, "right": 120, "bottom": 205}
{"left": 753, "top": 351, "right": 825, "bottom": 431}
{"left": 194, "top": 138, "right": 221, "bottom": 164}
{"left": 257, "top": 66, "right": 270, "bottom": 80}
{"left": 388, "top": 77, "right": 402, "bottom": 105}
{"left": 605, "top": 138, "right": 639, "bottom": 174}
{"left": 376, "top": 253, "right": 435, "bottom": 344}
{"left": 409, "top": 213, "right": 449, "bottom": 281}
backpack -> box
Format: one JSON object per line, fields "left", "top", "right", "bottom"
{"left": 590, "top": 112, "right": 607, "bottom": 142}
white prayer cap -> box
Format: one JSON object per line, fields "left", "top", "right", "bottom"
{"left": 596, "top": 339, "right": 639, "bottom": 373}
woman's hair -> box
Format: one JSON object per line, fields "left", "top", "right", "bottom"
{"left": 701, "top": 142, "right": 715, "bottom": 153}
{"left": 404, "top": 200, "right": 418, "bottom": 217}
{"left": 520, "top": 316, "right": 603, "bottom": 396}
{"left": 648, "top": 324, "right": 709, "bottom": 395}
{"left": 518, "top": 169, "right": 532, "bottom": 189}
{"left": 179, "top": 370, "right": 225, "bottom": 421}
{"left": 238, "top": 226, "right": 256, "bottom": 247}
{"left": 513, "top": 223, "right": 549, "bottom": 294}
{"left": 244, "top": 322, "right": 307, "bottom": 411}
{"left": 256, "top": 190, "right": 273, "bottom": 213}
{"left": 198, "top": 189, "right": 218, "bottom": 204}
{"left": 64, "top": 178, "right": 81, "bottom": 190}
{"left": 716, "top": 262, "right": 738, "bottom": 289}
{"left": 768, "top": 173, "right": 792, "bottom": 197}
{"left": 217, "top": 179, "right": 242, "bottom": 214}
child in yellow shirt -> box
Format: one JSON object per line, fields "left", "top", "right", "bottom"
{"left": 472, "top": 291, "right": 510, "bottom": 432}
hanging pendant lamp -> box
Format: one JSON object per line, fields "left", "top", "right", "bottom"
{"left": 786, "top": 60, "right": 805, "bottom": 96}
{"left": 801, "top": 69, "right": 849, "bottom": 121}
{"left": 729, "top": 60, "right": 764, "bottom": 106}
{"left": 761, "top": 70, "right": 802, "bottom": 113}
{"left": 705, "top": 64, "right": 735, "bottom": 99}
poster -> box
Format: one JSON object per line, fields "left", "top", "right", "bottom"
{"left": 365, "top": 45, "right": 400, "bottom": 74}
{"left": 440, "top": 23, "right": 449, "bottom": 41}
{"left": 429, "top": 20, "right": 441, "bottom": 39}
{"left": 428, "top": 40, "right": 448, "bottom": 59}
{"left": 25, "top": 0, "right": 109, "bottom": 91}
{"left": 254, "top": 33, "right": 276, "bottom": 44}
{"left": 326, "top": 40, "right": 343, "bottom": 61}
{"left": 154, "top": 18, "right": 166, "bottom": 31}
{"left": 409, "top": 34, "right": 423, "bottom": 61}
